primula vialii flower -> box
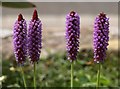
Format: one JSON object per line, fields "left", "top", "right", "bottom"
{"left": 65, "top": 11, "right": 80, "bottom": 62}
{"left": 13, "top": 14, "right": 27, "bottom": 64}
{"left": 28, "top": 9, "right": 42, "bottom": 63}
{"left": 93, "top": 12, "right": 109, "bottom": 63}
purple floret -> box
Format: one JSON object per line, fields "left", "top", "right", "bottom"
{"left": 13, "top": 14, "right": 27, "bottom": 64}
{"left": 28, "top": 9, "right": 42, "bottom": 63}
{"left": 65, "top": 11, "right": 80, "bottom": 62}
{"left": 93, "top": 12, "right": 109, "bottom": 63}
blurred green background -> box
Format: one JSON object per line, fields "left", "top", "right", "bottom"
{"left": 0, "top": 2, "right": 119, "bottom": 88}
{"left": 2, "top": 49, "right": 119, "bottom": 87}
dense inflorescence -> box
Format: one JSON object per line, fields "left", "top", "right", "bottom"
{"left": 65, "top": 11, "right": 80, "bottom": 62}
{"left": 28, "top": 9, "right": 42, "bottom": 63}
{"left": 93, "top": 12, "right": 109, "bottom": 63}
{"left": 13, "top": 14, "right": 27, "bottom": 64}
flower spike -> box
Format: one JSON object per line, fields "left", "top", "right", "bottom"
{"left": 93, "top": 12, "right": 109, "bottom": 63}
{"left": 65, "top": 11, "right": 80, "bottom": 62}
{"left": 13, "top": 14, "right": 27, "bottom": 64}
{"left": 28, "top": 9, "right": 42, "bottom": 63}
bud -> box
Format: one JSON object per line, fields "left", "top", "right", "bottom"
{"left": 28, "top": 9, "right": 42, "bottom": 63}
{"left": 93, "top": 12, "right": 109, "bottom": 63}
{"left": 13, "top": 14, "right": 27, "bottom": 64}
{"left": 65, "top": 11, "right": 80, "bottom": 62}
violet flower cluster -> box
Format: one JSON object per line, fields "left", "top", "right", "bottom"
{"left": 93, "top": 12, "right": 109, "bottom": 63}
{"left": 28, "top": 9, "right": 42, "bottom": 63}
{"left": 13, "top": 14, "right": 27, "bottom": 64}
{"left": 65, "top": 11, "right": 80, "bottom": 62}
{"left": 13, "top": 10, "right": 109, "bottom": 65}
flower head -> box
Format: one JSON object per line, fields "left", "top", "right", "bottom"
{"left": 93, "top": 12, "right": 109, "bottom": 63}
{"left": 28, "top": 9, "right": 42, "bottom": 63}
{"left": 65, "top": 11, "right": 80, "bottom": 62}
{"left": 13, "top": 14, "right": 27, "bottom": 64}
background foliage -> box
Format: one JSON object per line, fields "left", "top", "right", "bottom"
{"left": 2, "top": 49, "right": 119, "bottom": 88}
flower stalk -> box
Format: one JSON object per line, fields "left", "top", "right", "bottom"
{"left": 20, "top": 66, "right": 27, "bottom": 89}
{"left": 96, "top": 63, "right": 101, "bottom": 89}
{"left": 34, "top": 63, "right": 36, "bottom": 89}
{"left": 28, "top": 9, "right": 42, "bottom": 88}
{"left": 71, "top": 62, "right": 73, "bottom": 87}
{"left": 93, "top": 12, "right": 109, "bottom": 88}
{"left": 13, "top": 14, "right": 27, "bottom": 88}
{"left": 65, "top": 11, "right": 80, "bottom": 87}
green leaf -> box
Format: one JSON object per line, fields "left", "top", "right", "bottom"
{"left": 100, "top": 76, "right": 111, "bottom": 86}
{"left": 82, "top": 82, "right": 96, "bottom": 87}
{"left": 2, "top": 2, "right": 36, "bottom": 8}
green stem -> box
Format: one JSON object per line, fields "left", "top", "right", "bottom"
{"left": 20, "top": 66, "right": 27, "bottom": 89}
{"left": 71, "top": 62, "right": 73, "bottom": 88}
{"left": 96, "top": 63, "right": 101, "bottom": 89}
{"left": 34, "top": 63, "right": 36, "bottom": 89}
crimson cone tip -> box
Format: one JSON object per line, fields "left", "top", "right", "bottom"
{"left": 18, "top": 14, "right": 23, "bottom": 21}
{"left": 99, "top": 12, "right": 106, "bottom": 17}
{"left": 32, "top": 9, "right": 38, "bottom": 20}
{"left": 70, "top": 11, "right": 76, "bottom": 17}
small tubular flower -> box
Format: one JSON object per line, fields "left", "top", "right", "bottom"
{"left": 13, "top": 14, "right": 27, "bottom": 64}
{"left": 93, "top": 12, "right": 109, "bottom": 63}
{"left": 65, "top": 11, "right": 80, "bottom": 62}
{"left": 28, "top": 9, "right": 42, "bottom": 63}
